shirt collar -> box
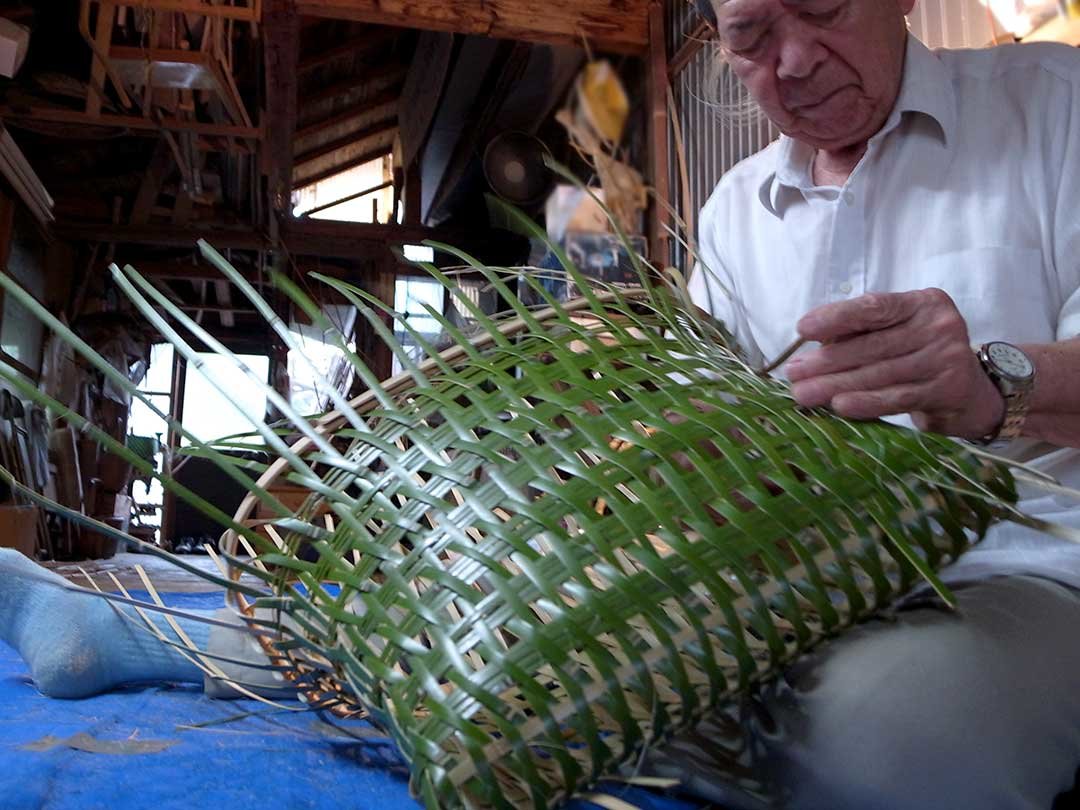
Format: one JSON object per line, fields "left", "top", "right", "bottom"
{"left": 758, "top": 35, "right": 958, "bottom": 217}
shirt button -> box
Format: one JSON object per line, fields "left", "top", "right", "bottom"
{"left": 839, "top": 282, "right": 853, "bottom": 295}
{"left": 843, "top": 192, "right": 855, "bottom": 205}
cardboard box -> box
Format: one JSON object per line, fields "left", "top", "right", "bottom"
{"left": 0, "top": 505, "right": 39, "bottom": 559}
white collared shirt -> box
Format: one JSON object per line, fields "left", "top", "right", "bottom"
{"left": 691, "top": 35, "right": 1080, "bottom": 589}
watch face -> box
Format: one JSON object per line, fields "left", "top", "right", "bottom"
{"left": 987, "top": 342, "right": 1034, "bottom": 381}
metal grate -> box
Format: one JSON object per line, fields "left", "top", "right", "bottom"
{"left": 663, "top": 1, "right": 779, "bottom": 269}
{"left": 908, "top": 0, "right": 1000, "bottom": 49}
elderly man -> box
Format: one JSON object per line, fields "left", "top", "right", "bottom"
{"left": 656, "top": 0, "right": 1080, "bottom": 807}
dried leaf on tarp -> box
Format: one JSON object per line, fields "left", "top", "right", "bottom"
{"left": 21, "top": 732, "right": 177, "bottom": 755}
{"left": 578, "top": 794, "right": 643, "bottom": 810}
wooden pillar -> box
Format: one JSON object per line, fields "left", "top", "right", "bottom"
{"left": 404, "top": 160, "right": 422, "bottom": 227}
{"left": 263, "top": 0, "right": 300, "bottom": 231}
{"left": 646, "top": 0, "right": 672, "bottom": 267}
{"left": 364, "top": 258, "right": 396, "bottom": 384}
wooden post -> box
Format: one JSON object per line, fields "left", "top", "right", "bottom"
{"left": 262, "top": 0, "right": 300, "bottom": 228}
{"left": 404, "top": 161, "right": 422, "bottom": 226}
{"left": 647, "top": 0, "right": 672, "bottom": 267}
{"left": 365, "top": 257, "right": 396, "bottom": 383}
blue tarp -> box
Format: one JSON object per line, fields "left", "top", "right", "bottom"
{"left": 0, "top": 591, "right": 702, "bottom": 810}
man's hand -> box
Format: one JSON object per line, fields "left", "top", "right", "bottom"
{"left": 784, "top": 288, "right": 1005, "bottom": 440}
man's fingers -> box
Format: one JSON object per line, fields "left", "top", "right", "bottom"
{"left": 789, "top": 345, "right": 945, "bottom": 408}
{"left": 786, "top": 327, "right": 911, "bottom": 381}
{"left": 796, "top": 289, "right": 944, "bottom": 343}
{"left": 830, "top": 382, "right": 941, "bottom": 420}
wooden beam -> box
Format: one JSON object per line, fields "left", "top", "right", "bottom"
{"left": 293, "top": 145, "right": 390, "bottom": 189}
{"left": 299, "top": 72, "right": 404, "bottom": 116}
{"left": 297, "top": 29, "right": 399, "bottom": 74}
{"left": 282, "top": 218, "right": 523, "bottom": 261}
{"left": 285, "top": 218, "right": 453, "bottom": 258}
{"left": 0, "top": 106, "right": 261, "bottom": 139}
{"left": 118, "top": 260, "right": 269, "bottom": 282}
{"left": 295, "top": 0, "right": 648, "bottom": 54}
{"left": 165, "top": 303, "right": 257, "bottom": 315}
{"left": 294, "top": 117, "right": 397, "bottom": 167}
{"left": 54, "top": 222, "right": 272, "bottom": 250}
{"left": 55, "top": 216, "right": 523, "bottom": 261}
{"left": 115, "top": 0, "right": 257, "bottom": 20}
{"left": 53, "top": 218, "right": 485, "bottom": 258}
{"left": 263, "top": 0, "right": 301, "bottom": 215}
{"left": 398, "top": 31, "right": 454, "bottom": 169}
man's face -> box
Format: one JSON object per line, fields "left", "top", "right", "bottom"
{"left": 712, "top": 0, "right": 915, "bottom": 151}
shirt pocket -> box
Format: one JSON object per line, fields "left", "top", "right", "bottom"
{"left": 910, "top": 247, "right": 1056, "bottom": 345}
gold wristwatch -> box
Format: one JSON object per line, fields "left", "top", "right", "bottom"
{"left": 976, "top": 341, "right": 1035, "bottom": 445}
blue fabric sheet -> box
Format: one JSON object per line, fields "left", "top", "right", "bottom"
{"left": 0, "top": 591, "right": 704, "bottom": 810}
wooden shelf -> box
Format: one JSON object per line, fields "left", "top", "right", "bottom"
{"left": 1023, "top": 16, "right": 1080, "bottom": 45}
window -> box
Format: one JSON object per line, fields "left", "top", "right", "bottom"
{"left": 403, "top": 244, "right": 435, "bottom": 263}
{"left": 181, "top": 353, "right": 269, "bottom": 445}
{"left": 288, "top": 305, "right": 357, "bottom": 416}
{"left": 292, "top": 156, "right": 394, "bottom": 223}
{"left": 127, "top": 343, "right": 175, "bottom": 542}
{"left": 129, "top": 343, "right": 174, "bottom": 444}
{"left": 393, "top": 277, "right": 446, "bottom": 375}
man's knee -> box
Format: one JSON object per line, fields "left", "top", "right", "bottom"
{"left": 761, "top": 578, "right": 1080, "bottom": 809}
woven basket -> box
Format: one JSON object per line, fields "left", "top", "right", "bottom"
{"left": 220, "top": 287, "right": 1012, "bottom": 809}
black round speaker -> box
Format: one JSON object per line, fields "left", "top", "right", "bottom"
{"left": 482, "top": 131, "right": 553, "bottom": 208}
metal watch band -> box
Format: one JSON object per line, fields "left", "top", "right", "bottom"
{"left": 990, "top": 390, "right": 1031, "bottom": 443}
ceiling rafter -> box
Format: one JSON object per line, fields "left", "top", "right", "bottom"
{"left": 295, "top": 88, "right": 401, "bottom": 144}
{"left": 298, "top": 28, "right": 400, "bottom": 74}
{"left": 294, "top": 117, "right": 397, "bottom": 167}
{"left": 299, "top": 68, "right": 405, "bottom": 112}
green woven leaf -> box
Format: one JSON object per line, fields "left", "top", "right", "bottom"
{"left": 0, "top": 231, "right": 1053, "bottom": 810}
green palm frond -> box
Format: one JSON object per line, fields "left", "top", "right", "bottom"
{"left": 0, "top": 222, "right": 1070, "bottom": 809}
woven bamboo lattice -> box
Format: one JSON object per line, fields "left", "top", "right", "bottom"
{"left": 212, "top": 261, "right": 1015, "bottom": 809}
{"left": 0, "top": 237, "right": 1032, "bottom": 810}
